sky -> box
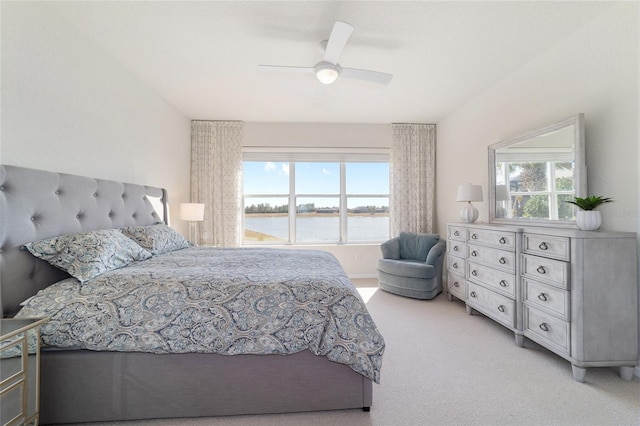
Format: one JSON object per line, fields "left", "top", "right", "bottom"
{"left": 243, "top": 162, "right": 389, "bottom": 208}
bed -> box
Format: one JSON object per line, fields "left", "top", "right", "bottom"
{"left": 0, "top": 164, "right": 384, "bottom": 424}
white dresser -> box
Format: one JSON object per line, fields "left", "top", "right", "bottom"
{"left": 446, "top": 222, "right": 638, "bottom": 382}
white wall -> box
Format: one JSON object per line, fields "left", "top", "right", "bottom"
{"left": 244, "top": 122, "right": 391, "bottom": 149}
{"left": 436, "top": 3, "right": 639, "bottom": 372}
{"left": 244, "top": 122, "right": 392, "bottom": 277}
{"left": 437, "top": 3, "right": 638, "bottom": 236}
{"left": 0, "top": 2, "right": 191, "bottom": 235}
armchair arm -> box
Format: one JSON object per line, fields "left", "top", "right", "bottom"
{"left": 380, "top": 237, "right": 401, "bottom": 259}
{"left": 425, "top": 240, "right": 446, "bottom": 265}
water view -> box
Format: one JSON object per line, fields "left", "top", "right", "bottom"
{"left": 245, "top": 214, "right": 390, "bottom": 243}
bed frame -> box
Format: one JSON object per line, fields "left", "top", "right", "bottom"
{"left": 0, "top": 165, "right": 372, "bottom": 424}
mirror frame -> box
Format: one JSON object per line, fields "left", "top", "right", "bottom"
{"left": 488, "top": 114, "right": 586, "bottom": 227}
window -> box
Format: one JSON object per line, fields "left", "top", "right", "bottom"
{"left": 243, "top": 161, "right": 389, "bottom": 244}
{"left": 495, "top": 160, "right": 575, "bottom": 220}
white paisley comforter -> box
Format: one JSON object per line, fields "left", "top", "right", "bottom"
{"left": 16, "top": 247, "right": 385, "bottom": 383}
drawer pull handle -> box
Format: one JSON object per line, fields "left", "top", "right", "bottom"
{"left": 499, "top": 280, "right": 507, "bottom": 287}
{"left": 539, "top": 323, "right": 550, "bottom": 332}
{"left": 471, "top": 270, "right": 478, "bottom": 276}
{"left": 471, "top": 233, "right": 478, "bottom": 239}
{"left": 499, "top": 237, "right": 507, "bottom": 244}
{"left": 537, "top": 266, "right": 546, "bottom": 274}
{"left": 452, "top": 263, "right": 458, "bottom": 268}
{"left": 539, "top": 242, "right": 548, "bottom": 250}
{"left": 470, "top": 291, "right": 477, "bottom": 298}
{"left": 538, "top": 293, "right": 548, "bottom": 302}
{"left": 471, "top": 250, "right": 477, "bottom": 257}
{"left": 499, "top": 257, "right": 507, "bottom": 264}
{"left": 497, "top": 305, "right": 505, "bottom": 313}
{"left": 453, "top": 281, "right": 459, "bottom": 288}
{"left": 454, "top": 231, "right": 460, "bottom": 236}
{"left": 453, "top": 246, "right": 459, "bottom": 252}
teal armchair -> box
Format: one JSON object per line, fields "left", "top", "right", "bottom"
{"left": 377, "top": 232, "right": 446, "bottom": 299}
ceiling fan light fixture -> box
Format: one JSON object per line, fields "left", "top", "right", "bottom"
{"left": 314, "top": 61, "right": 341, "bottom": 85}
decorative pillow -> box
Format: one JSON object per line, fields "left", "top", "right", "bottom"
{"left": 120, "top": 223, "right": 191, "bottom": 255}
{"left": 22, "top": 229, "right": 152, "bottom": 283}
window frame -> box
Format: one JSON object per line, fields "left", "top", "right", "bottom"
{"left": 242, "top": 148, "right": 389, "bottom": 245}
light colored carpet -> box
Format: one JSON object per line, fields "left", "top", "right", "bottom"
{"left": 72, "top": 279, "right": 640, "bottom": 426}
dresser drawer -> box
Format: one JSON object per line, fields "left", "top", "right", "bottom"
{"left": 467, "top": 262, "right": 516, "bottom": 298}
{"left": 467, "top": 244, "right": 515, "bottom": 273}
{"left": 521, "top": 254, "right": 570, "bottom": 289}
{"left": 467, "top": 282, "right": 515, "bottom": 328}
{"left": 447, "top": 271, "right": 466, "bottom": 301}
{"left": 448, "top": 240, "right": 466, "bottom": 259}
{"left": 466, "top": 228, "right": 516, "bottom": 251}
{"left": 523, "top": 306, "right": 570, "bottom": 356}
{"left": 523, "top": 233, "right": 570, "bottom": 261}
{"left": 448, "top": 225, "right": 466, "bottom": 241}
{"left": 522, "top": 278, "right": 570, "bottom": 320}
{"left": 447, "top": 256, "right": 466, "bottom": 275}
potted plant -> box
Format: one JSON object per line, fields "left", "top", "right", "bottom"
{"left": 565, "top": 195, "right": 613, "bottom": 230}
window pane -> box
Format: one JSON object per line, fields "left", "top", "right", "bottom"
{"left": 347, "top": 197, "right": 389, "bottom": 241}
{"left": 557, "top": 194, "right": 575, "bottom": 220}
{"left": 346, "top": 163, "right": 389, "bottom": 194}
{"left": 509, "top": 162, "right": 548, "bottom": 192}
{"left": 512, "top": 194, "right": 549, "bottom": 219}
{"left": 244, "top": 162, "right": 289, "bottom": 194}
{"left": 244, "top": 197, "right": 288, "bottom": 242}
{"left": 296, "top": 197, "right": 339, "bottom": 242}
{"left": 295, "top": 163, "right": 339, "bottom": 194}
{"left": 555, "top": 162, "right": 574, "bottom": 191}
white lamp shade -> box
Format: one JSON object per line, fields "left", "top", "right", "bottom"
{"left": 314, "top": 62, "right": 341, "bottom": 85}
{"left": 180, "top": 203, "right": 205, "bottom": 221}
{"left": 456, "top": 184, "right": 483, "bottom": 202}
{"left": 316, "top": 68, "right": 339, "bottom": 84}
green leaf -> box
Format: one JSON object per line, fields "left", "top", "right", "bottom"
{"left": 564, "top": 195, "right": 613, "bottom": 211}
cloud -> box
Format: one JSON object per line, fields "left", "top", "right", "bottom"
{"left": 281, "top": 164, "right": 290, "bottom": 175}
{"left": 264, "top": 162, "right": 276, "bottom": 172}
{"left": 322, "top": 168, "right": 331, "bottom": 175}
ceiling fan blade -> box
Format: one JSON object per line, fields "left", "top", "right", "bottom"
{"left": 341, "top": 67, "right": 393, "bottom": 85}
{"left": 323, "top": 21, "right": 354, "bottom": 65}
{"left": 257, "top": 65, "right": 314, "bottom": 74}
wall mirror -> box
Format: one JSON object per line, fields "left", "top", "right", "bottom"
{"left": 488, "top": 114, "right": 586, "bottom": 226}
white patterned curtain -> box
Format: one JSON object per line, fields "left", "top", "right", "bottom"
{"left": 390, "top": 123, "right": 436, "bottom": 236}
{"left": 191, "top": 121, "right": 243, "bottom": 247}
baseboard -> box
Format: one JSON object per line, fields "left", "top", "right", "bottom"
{"left": 349, "top": 274, "right": 378, "bottom": 280}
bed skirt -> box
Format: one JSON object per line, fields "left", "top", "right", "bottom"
{"left": 40, "top": 349, "right": 373, "bottom": 424}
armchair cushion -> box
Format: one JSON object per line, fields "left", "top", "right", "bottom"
{"left": 377, "top": 259, "right": 435, "bottom": 279}
{"left": 398, "top": 232, "right": 439, "bottom": 261}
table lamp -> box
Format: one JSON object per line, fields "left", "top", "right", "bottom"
{"left": 456, "top": 184, "right": 483, "bottom": 223}
{"left": 180, "top": 203, "right": 205, "bottom": 245}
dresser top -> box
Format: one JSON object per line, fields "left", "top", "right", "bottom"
{"left": 447, "top": 222, "right": 636, "bottom": 239}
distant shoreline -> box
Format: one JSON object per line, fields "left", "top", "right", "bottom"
{"left": 245, "top": 212, "right": 389, "bottom": 218}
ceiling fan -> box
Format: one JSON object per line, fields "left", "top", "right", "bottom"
{"left": 258, "top": 21, "right": 393, "bottom": 86}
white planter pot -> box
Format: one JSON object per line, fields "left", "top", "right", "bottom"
{"left": 576, "top": 210, "right": 602, "bottom": 231}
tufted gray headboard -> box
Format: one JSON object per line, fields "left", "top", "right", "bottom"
{"left": 0, "top": 165, "right": 169, "bottom": 317}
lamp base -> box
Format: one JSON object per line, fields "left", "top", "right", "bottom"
{"left": 460, "top": 203, "right": 479, "bottom": 223}
{"left": 188, "top": 221, "right": 199, "bottom": 246}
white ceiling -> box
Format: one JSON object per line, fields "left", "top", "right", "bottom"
{"left": 43, "top": 1, "right": 616, "bottom": 123}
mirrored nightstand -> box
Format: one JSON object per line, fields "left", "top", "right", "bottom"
{"left": 1, "top": 318, "right": 48, "bottom": 426}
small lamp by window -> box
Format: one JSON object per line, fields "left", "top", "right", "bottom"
{"left": 495, "top": 185, "right": 509, "bottom": 218}
{"left": 180, "top": 203, "right": 205, "bottom": 245}
{"left": 456, "top": 184, "right": 483, "bottom": 223}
